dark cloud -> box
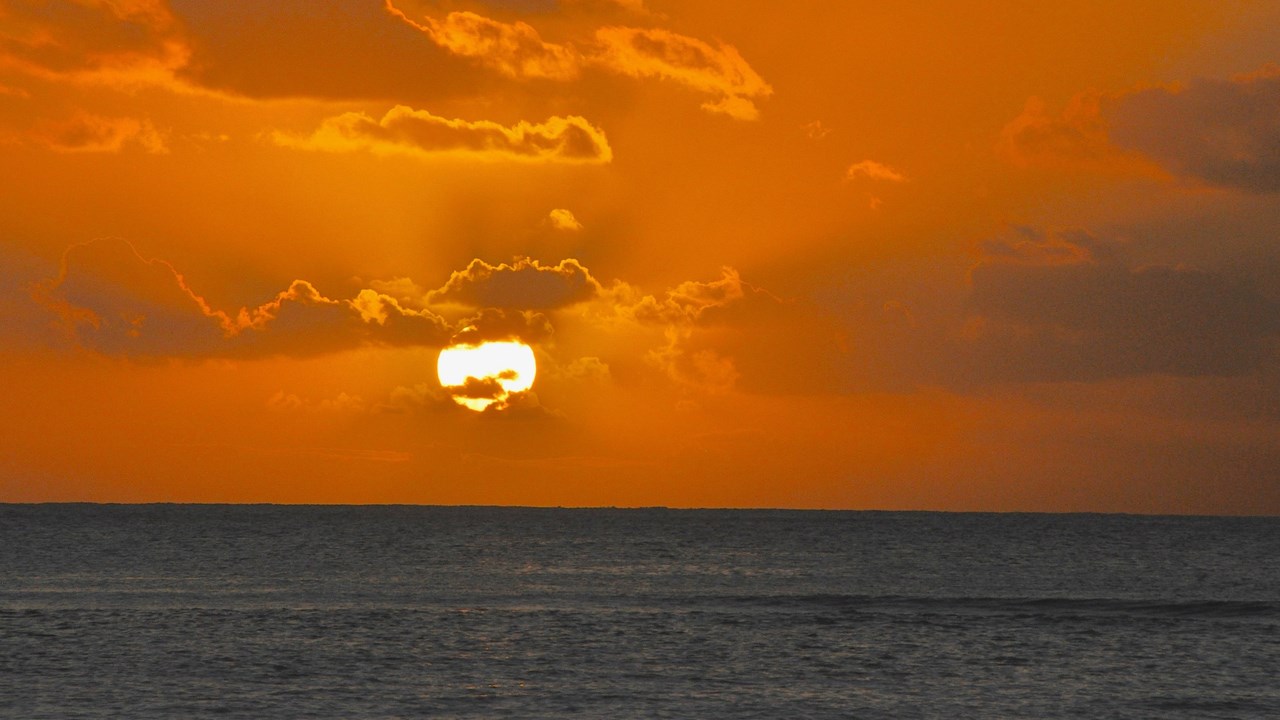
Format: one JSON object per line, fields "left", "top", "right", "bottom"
{"left": 1107, "top": 67, "right": 1280, "bottom": 193}
{"left": 478, "top": 389, "right": 562, "bottom": 419}
{"left": 34, "top": 238, "right": 452, "bottom": 359}
{"left": 665, "top": 290, "right": 853, "bottom": 395}
{"left": 965, "top": 231, "right": 1280, "bottom": 381}
{"left": 1000, "top": 65, "right": 1280, "bottom": 191}
{"left": 36, "top": 237, "right": 230, "bottom": 356}
{"left": 615, "top": 267, "right": 854, "bottom": 395}
{"left": 30, "top": 114, "right": 168, "bottom": 154}
{"left": 378, "top": 382, "right": 460, "bottom": 414}
{"left": 453, "top": 307, "right": 555, "bottom": 344}
{"left": 430, "top": 257, "right": 604, "bottom": 309}
{"left": 997, "top": 94, "right": 1117, "bottom": 170}
{"left": 171, "top": 0, "right": 495, "bottom": 102}
{"left": 0, "top": 243, "right": 65, "bottom": 350}
{"left": 453, "top": 375, "right": 507, "bottom": 400}
{"left": 348, "top": 289, "right": 454, "bottom": 348}
{"left": 0, "top": 0, "right": 189, "bottom": 90}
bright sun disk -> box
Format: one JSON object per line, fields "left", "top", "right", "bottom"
{"left": 436, "top": 340, "right": 537, "bottom": 411}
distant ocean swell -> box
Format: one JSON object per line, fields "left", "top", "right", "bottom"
{"left": 2, "top": 507, "right": 1277, "bottom": 719}
{"left": 693, "top": 594, "right": 1280, "bottom": 618}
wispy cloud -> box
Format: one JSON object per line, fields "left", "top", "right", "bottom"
{"left": 31, "top": 114, "right": 168, "bottom": 154}
{"left": 384, "top": 1, "right": 771, "bottom": 120}
{"left": 845, "top": 160, "right": 908, "bottom": 183}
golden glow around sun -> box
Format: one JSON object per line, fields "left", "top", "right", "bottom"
{"left": 436, "top": 341, "right": 537, "bottom": 411}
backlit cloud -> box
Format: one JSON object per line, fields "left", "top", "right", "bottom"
{"left": 35, "top": 239, "right": 452, "bottom": 358}
{"left": 623, "top": 267, "right": 747, "bottom": 324}
{"left": 428, "top": 257, "right": 604, "bottom": 309}
{"left": 385, "top": 1, "right": 771, "bottom": 119}
{"left": 384, "top": 4, "right": 581, "bottom": 81}
{"left": 453, "top": 307, "right": 556, "bottom": 344}
{"left": 592, "top": 26, "right": 772, "bottom": 120}
{"left": 274, "top": 105, "right": 612, "bottom": 164}
{"left": 26, "top": 242, "right": 822, "bottom": 398}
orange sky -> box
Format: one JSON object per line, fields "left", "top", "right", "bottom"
{"left": 2, "top": 0, "right": 1278, "bottom": 513}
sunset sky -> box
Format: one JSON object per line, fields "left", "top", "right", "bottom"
{"left": 2, "top": 0, "right": 1278, "bottom": 513}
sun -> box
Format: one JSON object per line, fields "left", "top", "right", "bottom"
{"left": 436, "top": 341, "right": 537, "bottom": 411}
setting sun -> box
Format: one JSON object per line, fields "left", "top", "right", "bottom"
{"left": 437, "top": 341, "right": 537, "bottom": 411}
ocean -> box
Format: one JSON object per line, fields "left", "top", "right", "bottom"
{"left": 1, "top": 505, "right": 1276, "bottom": 718}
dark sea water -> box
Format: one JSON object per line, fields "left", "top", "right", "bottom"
{"left": 1, "top": 506, "right": 1277, "bottom": 719}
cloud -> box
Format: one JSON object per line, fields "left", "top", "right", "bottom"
{"left": 35, "top": 237, "right": 232, "bottom": 357}
{"left": 170, "top": 0, "right": 497, "bottom": 103}
{"left": 646, "top": 329, "right": 740, "bottom": 393}
{"left": 599, "top": 267, "right": 853, "bottom": 395}
{"left": 845, "top": 160, "right": 907, "bottom": 183}
{"left": 379, "top": 382, "right": 459, "bottom": 414}
{"left": 547, "top": 208, "right": 584, "bottom": 231}
{"left": 428, "top": 257, "right": 604, "bottom": 309}
{"left": 561, "top": 0, "right": 652, "bottom": 15}
{"left": 592, "top": 26, "right": 772, "bottom": 120}
{"left": 274, "top": 105, "right": 612, "bottom": 164}
{"left": 384, "top": 5, "right": 580, "bottom": 81}
{"left": 803, "top": 121, "right": 832, "bottom": 140}
{"left": 977, "top": 227, "right": 1097, "bottom": 266}
{"left": 267, "top": 390, "right": 369, "bottom": 414}
{"left": 367, "top": 276, "right": 428, "bottom": 306}
{"left": 0, "top": 244, "right": 66, "bottom": 349}
{"left": 24, "top": 241, "right": 855, "bottom": 399}
{"left": 0, "top": 0, "right": 199, "bottom": 94}
{"left": 1107, "top": 67, "right": 1280, "bottom": 193}
{"left": 30, "top": 114, "right": 168, "bottom": 154}
{"left": 34, "top": 238, "right": 452, "bottom": 358}
{"left": 382, "top": 371, "right": 558, "bottom": 418}
{"left": 385, "top": 2, "right": 770, "bottom": 120}
{"left": 420, "top": 259, "right": 809, "bottom": 396}
{"left": 623, "top": 266, "right": 747, "bottom": 323}
{"left": 1000, "top": 65, "right": 1280, "bottom": 191}
{"left": 452, "top": 307, "right": 555, "bottom": 344}
{"left": 452, "top": 375, "right": 508, "bottom": 400}
{"left": 965, "top": 229, "right": 1280, "bottom": 380}
{"left": 478, "top": 389, "right": 563, "bottom": 419}
{"left": 346, "top": 288, "right": 455, "bottom": 347}
{"left": 998, "top": 94, "right": 1118, "bottom": 170}
{"left": 554, "top": 356, "right": 611, "bottom": 382}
